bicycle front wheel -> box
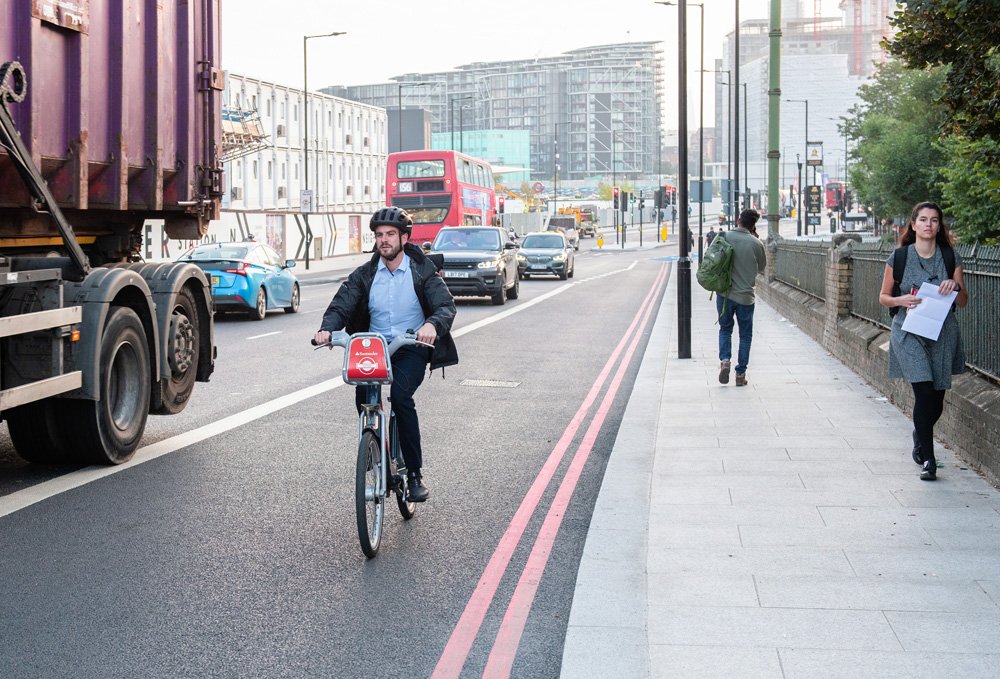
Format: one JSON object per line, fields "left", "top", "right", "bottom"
{"left": 356, "top": 429, "right": 385, "bottom": 558}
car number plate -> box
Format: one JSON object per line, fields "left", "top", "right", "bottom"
{"left": 529, "top": 264, "right": 547, "bottom": 270}
{"left": 445, "top": 271, "right": 470, "bottom": 278}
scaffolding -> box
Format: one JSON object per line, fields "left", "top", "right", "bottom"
{"left": 221, "top": 106, "right": 271, "bottom": 162}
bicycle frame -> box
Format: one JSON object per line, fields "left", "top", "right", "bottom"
{"left": 357, "top": 384, "right": 393, "bottom": 499}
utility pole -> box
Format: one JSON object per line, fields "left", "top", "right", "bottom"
{"left": 733, "top": 0, "right": 740, "bottom": 214}
{"left": 767, "top": 0, "right": 782, "bottom": 242}
{"left": 677, "top": 0, "right": 691, "bottom": 359}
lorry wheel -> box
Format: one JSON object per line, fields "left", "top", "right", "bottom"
{"left": 153, "top": 287, "right": 200, "bottom": 415}
{"left": 68, "top": 306, "right": 151, "bottom": 464}
{"left": 6, "top": 400, "right": 73, "bottom": 464}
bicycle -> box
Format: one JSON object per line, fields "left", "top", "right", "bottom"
{"left": 313, "top": 330, "right": 432, "bottom": 558}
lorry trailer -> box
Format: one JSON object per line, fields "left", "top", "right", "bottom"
{"left": 0, "top": 1, "right": 222, "bottom": 464}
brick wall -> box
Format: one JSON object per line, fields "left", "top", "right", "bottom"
{"left": 758, "top": 237, "right": 1000, "bottom": 485}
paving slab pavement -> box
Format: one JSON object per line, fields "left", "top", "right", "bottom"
{"left": 561, "top": 263, "right": 1000, "bottom": 678}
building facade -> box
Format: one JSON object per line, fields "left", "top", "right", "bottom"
{"left": 714, "top": 1, "right": 895, "bottom": 202}
{"left": 223, "top": 72, "right": 387, "bottom": 215}
{"left": 324, "top": 42, "right": 664, "bottom": 183}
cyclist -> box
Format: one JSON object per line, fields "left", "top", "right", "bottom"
{"left": 313, "top": 207, "right": 458, "bottom": 501}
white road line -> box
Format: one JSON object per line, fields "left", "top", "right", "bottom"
{"left": 0, "top": 261, "right": 638, "bottom": 517}
{"left": 246, "top": 331, "right": 282, "bottom": 340}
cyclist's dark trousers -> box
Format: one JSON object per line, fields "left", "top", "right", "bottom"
{"left": 355, "top": 346, "right": 428, "bottom": 472}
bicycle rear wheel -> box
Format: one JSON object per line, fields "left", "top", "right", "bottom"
{"left": 390, "top": 415, "right": 416, "bottom": 520}
{"left": 356, "top": 429, "right": 385, "bottom": 558}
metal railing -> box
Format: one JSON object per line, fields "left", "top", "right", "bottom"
{"left": 774, "top": 240, "right": 829, "bottom": 300}
{"left": 850, "top": 241, "right": 1000, "bottom": 382}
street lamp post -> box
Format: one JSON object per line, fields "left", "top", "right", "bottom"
{"left": 303, "top": 30, "right": 345, "bottom": 270}
{"left": 733, "top": 0, "right": 740, "bottom": 214}
{"left": 448, "top": 95, "right": 473, "bottom": 150}
{"left": 396, "top": 81, "right": 432, "bottom": 153}
{"left": 796, "top": 153, "right": 803, "bottom": 237}
{"left": 742, "top": 82, "right": 749, "bottom": 210}
{"left": 786, "top": 98, "right": 809, "bottom": 233}
{"left": 718, "top": 72, "right": 733, "bottom": 225}
{"left": 553, "top": 120, "right": 571, "bottom": 215}
{"left": 459, "top": 102, "right": 474, "bottom": 153}
{"left": 661, "top": 1, "right": 705, "bottom": 260}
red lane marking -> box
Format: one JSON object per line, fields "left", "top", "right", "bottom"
{"left": 431, "top": 264, "right": 668, "bottom": 679}
{"left": 482, "top": 267, "right": 665, "bottom": 678}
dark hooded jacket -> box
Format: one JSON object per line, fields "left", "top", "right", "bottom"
{"left": 319, "top": 243, "right": 458, "bottom": 371}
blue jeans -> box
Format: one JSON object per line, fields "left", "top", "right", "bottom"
{"left": 717, "top": 295, "right": 755, "bottom": 374}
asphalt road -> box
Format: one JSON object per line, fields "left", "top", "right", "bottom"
{"left": 0, "top": 233, "right": 672, "bottom": 678}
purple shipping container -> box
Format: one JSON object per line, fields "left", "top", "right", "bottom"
{"left": 0, "top": 0, "right": 222, "bottom": 242}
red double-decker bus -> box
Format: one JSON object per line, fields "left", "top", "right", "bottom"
{"left": 826, "top": 181, "right": 848, "bottom": 210}
{"left": 385, "top": 150, "right": 498, "bottom": 244}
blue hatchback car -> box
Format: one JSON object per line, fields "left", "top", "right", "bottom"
{"left": 178, "top": 241, "right": 300, "bottom": 320}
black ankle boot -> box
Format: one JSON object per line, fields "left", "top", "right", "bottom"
{"left": 911, "top": 430, "right": 923, "bottom": 465}
{"left": 407, "top": 471, "right": 430, "bottom": 502}
{"left": 920, "top": 458, "right": 937, "bottom": 481}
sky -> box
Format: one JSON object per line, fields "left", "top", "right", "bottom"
{"left": 222, "top": 0, "right": 847, "bottom": 127}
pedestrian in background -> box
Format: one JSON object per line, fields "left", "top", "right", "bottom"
{"left": 878, "top": 201, "right": 968, "bottom": 480}
{"left": 706, "top": 227, "right": 718, "bottom": 247}
{"left": 717, "top": 209, "right": 767, "bottom": 387}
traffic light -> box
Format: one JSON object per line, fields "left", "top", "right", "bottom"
{"left": 654, "top": 188, "right": 663, "bottom": 209}
{"left": 620, "top": 191, "right": 629, "bottom": 212}
{"left": 498, "top": 196, "right": 505, "bottom": 214}
{"left": 639, "top": 195, "right": 645, "bottom": 210}
{"left": 613, "top": 186, "right": 619, "bottom": 209}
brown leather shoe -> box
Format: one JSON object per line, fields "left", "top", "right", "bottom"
{"left": 719, "top": 360, "right": 731, "bottom": 384}
{"left": 735, "top": 373, "right": 747, "bottom": 387}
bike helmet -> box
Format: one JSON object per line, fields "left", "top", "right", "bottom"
{"left": 369, "top": 206, "right": 413, "bottom": 235}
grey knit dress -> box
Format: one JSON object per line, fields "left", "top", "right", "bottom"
{"left": 887, "top": 245, "right": 966, "bottom": 389}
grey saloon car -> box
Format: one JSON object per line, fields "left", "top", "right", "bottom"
{"left": 516, "top": 231, "right": 575, "bottom": 280}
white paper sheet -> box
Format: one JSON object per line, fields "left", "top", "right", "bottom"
{"left": 900, "top": 282, "right": 958, "bottom": 341}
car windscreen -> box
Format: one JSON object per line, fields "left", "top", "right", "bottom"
{"left": 433, "top": 229, "right": 501, "bottom": 251}
{"left": 181, "top": 245, "right": 249, "bottom": 261}
{"left": 521, "top": 234, "right": 564, "bottom": 249}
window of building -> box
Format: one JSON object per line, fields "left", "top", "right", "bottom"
{"left": 293, "top": 103, "right": 298, "bottom": 122}
{"left": 267, "top": 160, "right": 272, "bottom": 179}
{"left": 281, "top": 163, "right": 286, "bottom": 180}
{"left": 252, "top": 160, "right": 258, "bottom": 179}
{"left": 266, "top": 99, "right": 271, "bottom": 117}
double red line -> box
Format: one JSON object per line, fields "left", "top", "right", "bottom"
{"left": 432, "top": 263, "right": 669, "bottom": 679}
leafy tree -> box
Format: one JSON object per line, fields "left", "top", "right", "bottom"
{"left": 842, "top": 62, "right": 948, "bottom": 219}
{"left": 886, "top": 0, "right": 1000, "bottom": 142}
{"left": 938, "top": 136, "right": 1000, "bottom": 244}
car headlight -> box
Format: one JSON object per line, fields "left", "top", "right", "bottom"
{"left": 552, "top": 254, "right": 565, "bottom": 262}
{"left": 477, "top": 259, "right": 500, "bottom": 269}
{"left": 516, "top": 255, "right": 527, "bottom": 263}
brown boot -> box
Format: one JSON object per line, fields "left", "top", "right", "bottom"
{"left": 719, "top": 360, "right": 731, "bottom": 384}
{"left": 735, "top": 372, "right": 747, "bottom": 387}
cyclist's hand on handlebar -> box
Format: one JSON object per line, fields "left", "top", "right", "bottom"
{"left": 414, "top": 322, "right": 437, "bottom": 347}
{"left": 312, "top": 330, "right": 331, "bottom": 347}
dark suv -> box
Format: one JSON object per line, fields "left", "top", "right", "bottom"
{"left": 430, "top": 226, "right": 520, "bottom": 305}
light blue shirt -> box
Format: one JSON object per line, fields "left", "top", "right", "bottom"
{"left": 369, "top": 254, "right": 425, "bottom": 342}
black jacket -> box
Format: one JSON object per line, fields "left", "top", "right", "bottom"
{"left": 320, "top": 243, "right": 458, "bottom": 371}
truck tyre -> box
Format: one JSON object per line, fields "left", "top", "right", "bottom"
{"left": 153, "top": 287, "right": 200, "bottom": 415}
{"left": 68, "top": 306, "right": 151, "bottom": 464}
{"left": 6, "top": 400, "right": 72, "bottom": 464}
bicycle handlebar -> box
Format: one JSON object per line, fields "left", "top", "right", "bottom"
{"left": 312, "top": 330, "right": 433, "bottom": 355}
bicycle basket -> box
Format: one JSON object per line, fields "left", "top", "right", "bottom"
{"left": 342, "top": 333, "right": 393, "bottom": 385}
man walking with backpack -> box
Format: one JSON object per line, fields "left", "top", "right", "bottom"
{"left": 716, "top": 209, "right": 767, "bottom": 386}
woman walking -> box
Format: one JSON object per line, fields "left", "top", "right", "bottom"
{"left": 879, "top": 202, "right": 968, "bottom": 480}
